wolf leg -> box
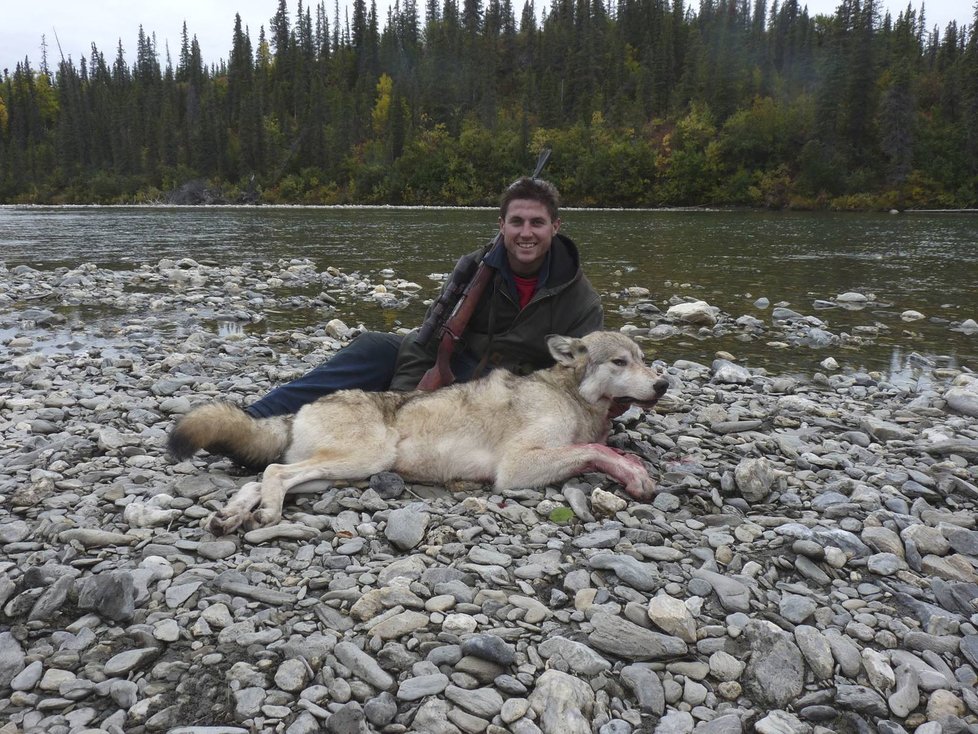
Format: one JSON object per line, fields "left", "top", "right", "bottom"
{"left": 248, "top": 446, "right": 397, "bottom": 528}
{"left": 496, "top": 444, "right": 657, "bottom": 500}
{"left": 208, "top": 480, "right": 263, "bottom": 535}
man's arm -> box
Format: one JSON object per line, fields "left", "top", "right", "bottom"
{"left": 564, "top": 284, "right": 604, "bottom": 337}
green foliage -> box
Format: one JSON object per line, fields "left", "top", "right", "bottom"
{"left": 0, "top": 0, "right": 973, "bottom": 207}
{"left": 548, "top": 506, "right": 575, "bottom": 524}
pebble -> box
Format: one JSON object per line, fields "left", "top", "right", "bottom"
{"left": 1, "top": 258, "right": 976, "bottom": 733}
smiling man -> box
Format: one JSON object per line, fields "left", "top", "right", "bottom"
{"left": 244, "top": 177, "right": 604, "bottom": 417}
{"left": 501, "top": 191, "right": 559, "bottom": 276}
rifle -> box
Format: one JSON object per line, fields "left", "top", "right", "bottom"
{"left": 416, "top": 149, "right": 552, "bottom": 391}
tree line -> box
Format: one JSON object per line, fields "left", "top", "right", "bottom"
{"left": 1, "top": 0, "right": 976, "bottom": 208}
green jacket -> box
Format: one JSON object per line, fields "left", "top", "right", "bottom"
{"left": 390, "top": 233, "right": 603, "bottom": 391}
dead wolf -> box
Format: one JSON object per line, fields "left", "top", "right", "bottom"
{"left": 168, "top": 331, "right": 669, "bottom": 535}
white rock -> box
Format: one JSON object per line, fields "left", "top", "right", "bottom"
{"left": 944, "top": 375, "right": 978, "bottom": 417}
{"left": 591, "top": 487, "right": 627, "bottom": 516}
{"left": 647, "top": 594, "right": 697, "bottom": 643}
{"left": 667, "top": 300, "right": 719, "bottom": 326}
{"left": 734, "top": 457, "right": 784, "bottom": 502}
{"left": 861, "top": 647, "right": 895, "bottom": 692}
{"left": 124, "top": 502, "right": 181, "bottom": 528}
{"left": 324, "top": 318, "right": 352, "bottom": 339}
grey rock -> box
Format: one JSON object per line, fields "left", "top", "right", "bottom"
{"left": 835, "top": 684, "right": 889, "bottom": 717}
{"left": 793, "top": 625, "right": 835, "bottom": 680}
{"left": 77, "top": 571, "right": 136, "bottom": 621}
{"left": 370, "top": 471, "right": 406, "bottom": 499}
{"left": 742, "top": 622, "right": 805, "bottom": 708}
{"left": 691, "top": 568, "right": 751, "bottom": 612}
{"left": 9, "top": 658, "right": 41, "bottom": 691}
{"left": 589, "top": 552, "right": 659, "bottom": 591}
{"left": 103, "top": 647, "right": 159, "bottom": 676}
{"left": 333, "top": 641, "right": 394, "bottom": 690}
{"left": 824, "top": 628, "right": 863, "bottom": 677}
{"left": 326, "top": 701, "right": 370, "bottom": 734}
{"left": 274, "top": 658, "right": 310, "bottom": 692}
{"left": 734, "top": 457, "right": 782, "bottom": 501}
{"left": 621, "top": 664, "right": 665, "bottom": 715}
{"left": 0, "top": 520, "right": 31, "bottom": 543}
{"left": 28, "top": 574, "right": 74, "bottom": 621}
{"left": 538, "top": 635, "right": 612, "bottom": 675}
{"left": 588, "top": 612, "right": 688, "bottom": 660}
{"left": 110, "top": 679, "right": 139, "bottom": 708}
{"left": 693, "top": 713, "right": 743, "bottom": 734}
{"left": 655, "top": 709, "right": 696, "bottom": 733}
{"left": 461, "top": 633, "right": 516, "bottom": 665}
{"left": 444, "top": 684, "right": 504, "bottom": 718}
{"left": 363, "top": 691, "right": 397, "bottom": 727}
{"left": 960, "top": 635, "right": 978, "bottom": 669}
{"left": 572, "top": 528, "right": 621, "bottom": 548}
{"left": 385, "top": 504, "right": 430, "bottom": 550}
{"left": 887, "top": 664, "right": 920, "bottom": 718}
{"left": 754, "top": 710, "right": 810, "bottom": 734}
{"left": 528, "top": 669, "right": 595, "bottom": 734}
{"left": 778, "top": 593, "right": 817, "bottom": 624}
{"left": 397, "top": 673, "right": 450, "bottom": 701}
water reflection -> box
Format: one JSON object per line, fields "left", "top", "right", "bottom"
{"left": 217, "top": 321, "right": 247, "bottom": 338}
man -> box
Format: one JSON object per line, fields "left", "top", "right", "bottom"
{"left": 245, "top": 177, "right": 603, "bottom": 418}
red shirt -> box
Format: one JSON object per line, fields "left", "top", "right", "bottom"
{"left": 513, "top": 274, "right": 539, "bottom": 309}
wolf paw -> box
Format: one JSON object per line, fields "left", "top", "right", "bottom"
{"left": 207, "top": 510, "right": 243, "bottom": 536}
{"left": 246, "top": 507, "right": 282, "bottom": 530}
{"left": 624, "top": 474, "right": 658, "bottom": 502}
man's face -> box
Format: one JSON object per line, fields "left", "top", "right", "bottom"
{"left": 499, "top": 198, "right": 560, "bottom": 277}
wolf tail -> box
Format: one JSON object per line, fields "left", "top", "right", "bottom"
{"left": 167, "top": 403, "right": 290, "bottom": 470}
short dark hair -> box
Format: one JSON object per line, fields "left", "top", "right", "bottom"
{"left": 500, "top": 177, "right": 560, "bottom": 221}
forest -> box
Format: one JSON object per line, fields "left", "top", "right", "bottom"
{"left": 0, "top": 0, "right": 976, "bottom": 209}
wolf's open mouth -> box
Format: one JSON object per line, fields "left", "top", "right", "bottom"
{"left": 614, "top": 394, "right": 663, "bottom": 409}
{"left": 613, "top": 379, "right": 669, "bottom": 408}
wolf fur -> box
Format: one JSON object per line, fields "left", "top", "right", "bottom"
{"left": 168, "top": 331, "right": 669, "bottom": 535}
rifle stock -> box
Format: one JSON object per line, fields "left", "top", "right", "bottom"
{"left": 416, "top": 240, "right": 499, "bottom": 391}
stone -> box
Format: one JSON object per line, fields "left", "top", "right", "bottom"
{"left": 385, "top": 504, "right": 430, "bottom": 550}
{"left": 538, "top": 636, "right": 612, "bottom": 675}
{"left": 76, "top": 571, "right": 136, "bottom": 622}
{"left": 734, "top": 458, "right": 783, "bottom": 501}
{"left": 647, "top": 594, "right": 697, "bottom": 642}
{"left": 742, "top": 622, "right": 805, "bottom": 708}
{"left": 588, "top": 612, "right": 688, "bottom": 660}
{"left": 528, "top": 669, "right": 596, "bottom": 734}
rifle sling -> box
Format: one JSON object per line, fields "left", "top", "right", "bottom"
{"left": 420, "top": 259, "right": 496, "bottom": 389}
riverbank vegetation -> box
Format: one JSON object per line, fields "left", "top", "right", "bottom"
{"left": 1, "top": 0, "right": 976, "bottom": 208}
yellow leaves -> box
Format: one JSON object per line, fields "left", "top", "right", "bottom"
{"left": 34, "top": 72, "right": 60, "bottom": 125}
{"left": 371, "top": 73, "right": 394, "bottom": 136}
{"left": 0, "top": 95, "right": 7, "bottom": 132}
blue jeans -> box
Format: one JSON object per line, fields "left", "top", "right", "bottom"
{"left": 244, "top": 331, "right": 483, "bottom": 417}
{"left": 245, "top": 332, "right": 404, "bottom": 418}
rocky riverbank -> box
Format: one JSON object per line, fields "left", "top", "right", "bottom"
{"left": 1, "top": 258, "right": 978, "bottom": 734}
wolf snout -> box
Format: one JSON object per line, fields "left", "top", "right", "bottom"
{"left": 653, "top": 377, "right": 669, "bottom": 396}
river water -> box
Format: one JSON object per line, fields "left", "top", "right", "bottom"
{"left": 1, "top": 205, "right": 976, "bottom": 378}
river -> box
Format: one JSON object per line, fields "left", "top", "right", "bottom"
{"left": 1, "top": 205, "right": 976, "bottom": 378}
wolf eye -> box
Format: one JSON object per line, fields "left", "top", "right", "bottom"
{"left": 611, "top": 358, "right": 628, "bottom": 366}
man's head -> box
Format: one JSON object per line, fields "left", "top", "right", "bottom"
{"left": 498, "top": 177, "right": 561, "bottom": 277}
{"left": 499, "top": 177, "right": 560, "bottom": 221}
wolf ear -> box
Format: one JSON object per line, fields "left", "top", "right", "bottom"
{"left": 547, "top": 334, "right": 587, "bottom": 365}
